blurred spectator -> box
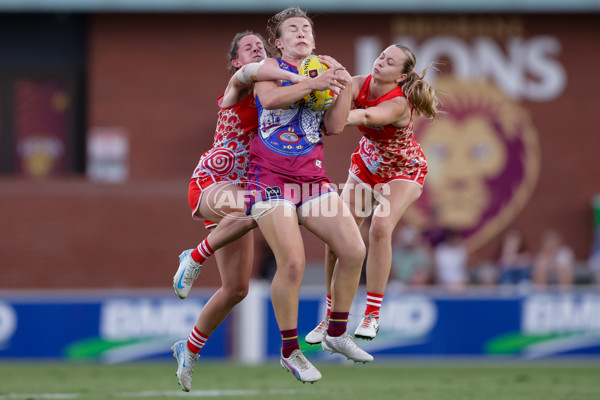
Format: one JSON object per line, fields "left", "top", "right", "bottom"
{"left": 532, "top": 229, "right": 574, "bottom": 288}
{"left": 589, "top": 211, "right": 600, "bottom": 284}
{"left": 391, "top": 225, "right": 432, "bottom": 286}
{"left": 498, "top": 229, "right": 532, "bottom": 285}
{"left": 474, "top": 261, "right": 499, "bottom": 287}
{"left": 423, "top": 222, "right": 447, "bottom": 249}
{"left": 433, "top": 230, "right": 468, "bottom": 292}
{"left": 588, "top": 253, "right": 600, "bottom": 285}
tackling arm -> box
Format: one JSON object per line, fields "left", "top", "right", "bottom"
{"left": 222, "top": 59, "right": 307, "bottom": 108}
{"left": 323, "top": 69, "right": 353, "bottom": 135}
{"left": 346, "top": 97, "right": 410, "bottom": 128}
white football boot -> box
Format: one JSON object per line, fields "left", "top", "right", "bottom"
{"left": 280, "top": 349, "right": 322, "bottom": 383}
{"left": 173, "top": 249, "right": 202, "bottom": 299}
{"left": 354, "top": 313, "right": 380, "bottom": 340}
{"left": 322, "top": 332, "right": 374, "bottom": 363}
{"left": 171, "top": 339, "right": 199, "bottom": 392}
{"left": 304, "top": 316, "right": 329, "bottom": 345}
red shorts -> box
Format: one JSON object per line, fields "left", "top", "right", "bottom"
{"left": 349, "top": 152, "right": 427, "bottom": 191}
{"left": 246, "top": 164, "right": 335, "bottom": 212}
{"left": 188, "top": 175, "right": 226, "bottom": 229}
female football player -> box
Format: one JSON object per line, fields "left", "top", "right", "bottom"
{"left": 305, "top": 44, "right": 440, "bottom": 343}
{"left": 246, "top": 7, "right": 373, "bottom": 383}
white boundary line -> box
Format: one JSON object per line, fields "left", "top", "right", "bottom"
{"left": 0, "top": 388, "right": 306, "bottom": 399}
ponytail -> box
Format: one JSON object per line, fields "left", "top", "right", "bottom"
{"left": 396, "top": 45, "right": 440, "bottom": 120}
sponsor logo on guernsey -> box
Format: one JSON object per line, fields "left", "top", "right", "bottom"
{"left": 265, "top": 186, "right": 282, "bottom": 198}
{"left": 315, "top": 160, "right": 322, "bottom": 168}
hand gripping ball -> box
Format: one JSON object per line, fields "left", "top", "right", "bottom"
{"left": 299, "top": 55, "right": 335, "bottom": 112}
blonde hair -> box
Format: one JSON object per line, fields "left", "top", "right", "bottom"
{"left": 266, "top": 7, "right": 314, "bottom": 58}
{"left": 396, "top": 45, "right": 440, "bottom": 120}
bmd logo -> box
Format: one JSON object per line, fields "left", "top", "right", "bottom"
{"left": 100, "top": 299, "right": 204, "bottom": 339}
{"left": 522, "top": 294, "right": 600, "bottom": 334}
{"left": 0, "top": 301, "right": 17, "bottom": 344}
{"left": 380, "top": 295, "right": 437, "bottom": 336}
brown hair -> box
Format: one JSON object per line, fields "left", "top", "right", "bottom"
{"left": 227, "top": 31, "right": 271, "bottom": 75}
{"left": 395, "top": 44, "right": 440, "bottom": 120}
{"left": 266, "top": 7, "right": 314, "bottom": 58}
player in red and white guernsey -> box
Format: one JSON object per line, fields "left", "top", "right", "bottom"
{"left": 306, "top": 44, "right": 440, "bottom": 344}
{"left": 171, "top": 31, "right": 304, "bottom": 393}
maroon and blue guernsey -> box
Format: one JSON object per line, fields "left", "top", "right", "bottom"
{"left": 249, "top": 59, "right": 327, "bottom": 178}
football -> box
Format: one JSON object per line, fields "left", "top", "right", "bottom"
{"left": 299, "top": 55, "right": 335, "bottom": 112}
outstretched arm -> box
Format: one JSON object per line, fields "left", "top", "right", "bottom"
{"left": 347, "top": 96, "right": 410, "bottom": 128}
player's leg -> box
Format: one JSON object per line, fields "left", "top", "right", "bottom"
{"left": 355, "top": 180, "right": 421, "bottom": 340}
{"left": 194, "top": 181, "right": 256, "bottom": 260}
{"left": 194, "top": 231, "right": 254, "bottom": 335}
{"left": 172, "top": 232, "right": 254, "bottom": 392}
{"left": 255, "top": 203, "right": 321, "bottom": 382}
{"left": 174, "top": 182, "right": 256, "bottom": 299}
{"left": 256, "top": 204, "right": 304, "bottom": 333}
{"left": 302, "top": 193, "right": 372, "bottom": 363}
{"left": 305, "top": 175, "right": 367, "bottom": 344}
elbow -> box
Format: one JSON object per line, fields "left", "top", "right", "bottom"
{"left": 259, "top": 99, "right": 277, "bottom": 110}
{"left": 324, "top": 125, "right": 345, "bottom": 136}
{"left": 256, "top": 93, "right": 279, "bottom": 110}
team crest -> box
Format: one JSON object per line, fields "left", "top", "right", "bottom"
{"left": 407, "top": 77, "right": 541, "bottom": 252}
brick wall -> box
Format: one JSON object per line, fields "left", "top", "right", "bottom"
{"left": 1, "top": 13, "right": 599, "bottom": 288}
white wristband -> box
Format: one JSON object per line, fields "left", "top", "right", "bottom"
{"left": 236, "top": 60, "right": 265, "bottom": 84}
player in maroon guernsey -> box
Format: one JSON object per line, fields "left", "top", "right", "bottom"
{"left": 306, "top": 44, "right": 441, "bottom": 343}
{"left": 247, "top": 7, "right": 374, "bottom": 383}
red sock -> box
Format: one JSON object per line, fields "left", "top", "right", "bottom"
{"left": 187, "top": 326, "right": 209, "bottom": 354}
{"left": 191, "top": 239, "right": 214, "bottom": 264}
{"left": 327, "top": 311, "right": 349, "bottom": 337}
{"left": 281, "top": 328, "right": 299, "bottom": 358}
{"left": 364, "top": 291, "right": 384, "bottom": 317}
{"left": 325, "top": 294, "right": 332, "bottom": 317}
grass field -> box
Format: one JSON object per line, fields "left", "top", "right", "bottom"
{"left": 1, "top": 360, "right": 599, "bottom": 400}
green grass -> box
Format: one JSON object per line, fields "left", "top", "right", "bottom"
{"left": 1, "top": 360, "right": 599, "bottom": 400}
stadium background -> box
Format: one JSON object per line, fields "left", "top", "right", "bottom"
{"left": 1, "top": 0, "right": 600, "bottom": 368}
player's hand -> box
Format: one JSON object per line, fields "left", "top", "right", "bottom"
{"left": 318, "top": 55, "right": 344, "bottom": 70}
{"left": 309, "top": 67, "right": 350, "bottom": 95}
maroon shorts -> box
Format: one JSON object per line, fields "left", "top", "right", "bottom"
{"left": 246, "top": 163, "right": 335, "bottom": 213}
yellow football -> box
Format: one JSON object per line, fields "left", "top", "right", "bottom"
{"left": 299, "top": 55, "right": 335, "bottom": 112}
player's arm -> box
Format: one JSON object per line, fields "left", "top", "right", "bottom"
{"left": 323, "top": 69, "right": 353, "bottom": 135}
{"left": 222, "top": 59, "right": 306, "bottom": 106}
{"left": 346, "top": 96, "right": 410, "bottom": 127}
{"left": 256, "top": 59, "right": 349, "bottom": 110}
{"left": 234, "top": 60, "right": 306, "bottom": 88}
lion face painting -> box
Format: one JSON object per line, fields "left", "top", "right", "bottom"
{"left": 408, "top": 78, "right": 541, "bottom": 251}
